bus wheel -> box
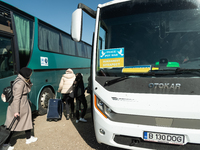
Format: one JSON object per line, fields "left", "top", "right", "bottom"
{"left": 38, "top": 87, "right": 54, "bottom": 115}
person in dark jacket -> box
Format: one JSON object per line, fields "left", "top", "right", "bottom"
{"left": 74, "top": 73, "right": 87, "bottom": 123}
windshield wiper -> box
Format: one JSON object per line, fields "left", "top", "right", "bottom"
{"left": 105, "top": 69, "right": 178, "bottom": 86}
{"left": 175, "top": 68, "right": 200, "bottom": 74}
{"left": 104, "top": 76, "right": 129, "bottom": 86}
{"left": 104, "top": 68, "right": 200, "bottom": 86}
{"left": 148, "top": 68, "right": 200, "bottom": 76}
{"left": 104, "top": 69, "right": 177, "bottom": 86}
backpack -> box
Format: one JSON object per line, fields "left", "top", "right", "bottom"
{"left": 2, "top": 79, "right": 20, "bottom": 104}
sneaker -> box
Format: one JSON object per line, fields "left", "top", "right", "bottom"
{"left": 2, "top": 144, "right": 14, "bottom": 150}
{"left": 26, "top": 136, "right": 38, "bottom": 144}
{"left": 79, "top": 118, "right": 87, "bottom": 122}
{"left": 76, "top": 120, "right": 79, "bottom": 123}
{"left": 7, "top": 146, "right": 14, "bottom": 150}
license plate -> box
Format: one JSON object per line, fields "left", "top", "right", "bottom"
{"left": 143, "top": 131, "right": 185, "bottom": 145}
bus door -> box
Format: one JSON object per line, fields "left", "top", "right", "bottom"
{"left": 0, "top": 5, "right": 18, "bottom": 125}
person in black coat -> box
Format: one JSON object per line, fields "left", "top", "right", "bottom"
{"left": 74, "top": 73, "right": 87, "bottom": 123}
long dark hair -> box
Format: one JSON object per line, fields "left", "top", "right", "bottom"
{"left": 75, "top": 73, "right": 83, "bottom": 81}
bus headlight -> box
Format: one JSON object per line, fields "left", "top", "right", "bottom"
{"left": 94, "top": 95, "right": 113, "bottom": 118}
{"left": 104, "top": 105, "right": 113, "bottom": 117}
{"left": 97, "top": 99, "right": 104, "bottom": 112}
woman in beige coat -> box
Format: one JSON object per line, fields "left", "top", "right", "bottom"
{"left": 2, "top": 67, "right": 37, "bottom": 150}
{"left": 58, "top": 68, "right": 75, "bottom": 120}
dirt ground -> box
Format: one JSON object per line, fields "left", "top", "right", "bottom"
{"left": 3, "top": 94, "right": 123, "bottom": 150}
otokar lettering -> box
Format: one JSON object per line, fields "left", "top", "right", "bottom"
{"left": 148, "top": 83, "right": 181, "bottom": 89}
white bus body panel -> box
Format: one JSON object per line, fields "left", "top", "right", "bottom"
{"left": 94, "top": 82, "right": 200, "bottom": 119}
{"left": 93, "top": 82, "right": 200, "bottom": 149}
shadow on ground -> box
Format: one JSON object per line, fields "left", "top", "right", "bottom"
{"left": 5, "top": 93, "right": 123, "bottom": 150}
{"left": 9, "top": 114, "right": 38, "bottom": 146}
{"left": 70, "top": 94, "right": 124, "bottom": 150}
{"left": 70, "top": 95, "right": 200, "bottom": 150}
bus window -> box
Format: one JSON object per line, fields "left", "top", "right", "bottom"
{"left": 0, "top": 36, "right": 14, "bottom": 78}
{"left": 13, "top": 14, "right": 33, "bottom": 68}
{"left": 86, "top": 45, "right": 92, "bottom": 58}
{"left": 39, "top": 23, "right": 62, "bottom": 53}
{"left": 61, "top": 34, "right": 76, "bottom": 55}
{"left": 99, "top": 27, "right": 106, "bottom": 50}
{"left": 76, "top": 42, "right": 86, "bottom": 57}
{"left": 0, "top": 16, "right": 13, "bottom": 33}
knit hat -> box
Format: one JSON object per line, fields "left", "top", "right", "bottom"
{"left": 19, "top": 67, "right": 32, "bottom": 79}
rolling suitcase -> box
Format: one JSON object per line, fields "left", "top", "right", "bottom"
{"left": 47, "top": 98, "right": 63, "bottom": 122}
{"left": 0, "top": 117, "right": 18, "bottom": 145}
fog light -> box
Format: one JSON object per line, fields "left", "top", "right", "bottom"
{"left": 99, "top": 128, "right": 105, "bottom": 135}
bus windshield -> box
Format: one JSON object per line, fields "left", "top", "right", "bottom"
{"left": 97, "top": 0, "right": 200, "bottom": 77}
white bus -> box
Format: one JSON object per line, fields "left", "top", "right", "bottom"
{"left": 71, "top": 0, "right": 200, "bottom": 149}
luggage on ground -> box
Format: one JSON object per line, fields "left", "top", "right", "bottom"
{"left": 0, "top": 117, "right": 18, "bottom": 145}
{"left": 47, "top": 98, "right": 62, "bottom": 122}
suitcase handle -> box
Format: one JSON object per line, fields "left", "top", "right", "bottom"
{"left": 55, "top": 92, "right": 61, "bottom": 99}
{"left": 8, "top": 116, "right": 18, "bottom": 130}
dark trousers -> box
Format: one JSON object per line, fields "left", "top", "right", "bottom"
{"left": 62, "top": 94, "right": 74, "bottom": 115}
{"left": 76, "top": 94, "right": 87, "bottom": 120}
{"left": 4, "top": 129, "right": 31, "bottom": 144}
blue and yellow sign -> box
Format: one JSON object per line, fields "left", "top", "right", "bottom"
{"left": 100, "top": 48, "right": 124, "bottom": 68}
{"left": 122, "top": 65, "right": 151, "bottom": 73}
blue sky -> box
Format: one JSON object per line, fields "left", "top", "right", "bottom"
{"left": 2, "top": 0, "right": 110, "bottom": 45}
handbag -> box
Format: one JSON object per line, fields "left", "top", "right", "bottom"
{"left": 69, "top": 83, "right": 77, "bottom": 98}
{"left": 0, "top": 117, "right": 18, "bottom": 145}
{"left": 69, "top": 91, "right": 74, "bottom": 98}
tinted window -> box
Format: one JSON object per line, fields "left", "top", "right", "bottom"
{"left": 0, "top": 36, "right": 14, "bottom": 78}
{"left": 61, "top": 34, "right": 76, "bottom": 55}
{"left": 13, "top": 13, "right": 33, "bottom": 68}
{"left": 39, "top": 23, "right": 62, "bottom": 53}
{"left": 86, "top": 45, "right": 92, "bottom": 58}
{"left": 76, "top": 42, "right": 86, "bottom": 57}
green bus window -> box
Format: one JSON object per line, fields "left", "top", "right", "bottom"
{"left": 85, "top": 45, "right": 89, "bottom": 58}
{"left": 13, "top": 14, "right": 33, "bottom": 68}
{"left": 61, "top": 34, "right": 76, "bottom": 55}
{"left": 82, "top": 44, "right": 87, "bottom": 57}
{"left": 39, "top": 24, "right": 62, "bottom": 53}
{"left": 76, "top": 42, "right": 86, "bottom": 57}
{"left": 0, "top": 36, "right": 14, "bottom": 78}
{"left": 86, "top": 45, "right": 92, "bottom": 58}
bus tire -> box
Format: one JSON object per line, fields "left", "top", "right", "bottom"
{"left": 38, "top": 87, "right": 54, "bottom": 115}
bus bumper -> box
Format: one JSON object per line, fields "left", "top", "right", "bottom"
{"left": 93, "top": 109, "right": 200, "bottom": 150}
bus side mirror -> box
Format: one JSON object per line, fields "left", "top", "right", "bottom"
{"left": 71, "top": 8, "right": 83, "bottom": 42}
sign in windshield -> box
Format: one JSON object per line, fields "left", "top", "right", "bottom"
{"left": 100, "top": 48, "right": 124, "bottom": 68}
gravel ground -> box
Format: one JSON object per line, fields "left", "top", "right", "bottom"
{"left": 10, "top": 113, "right": 95, "bottom": 150}
{"left": 3, "top": 94, "right": 124, "bottom": 150}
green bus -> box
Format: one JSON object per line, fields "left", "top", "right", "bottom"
{"left": 0, "top": 0, "right": 91, "bottom": 125}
